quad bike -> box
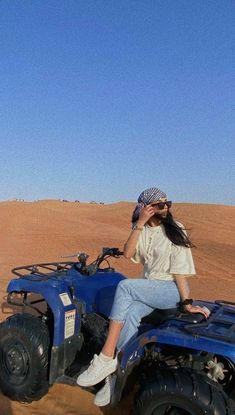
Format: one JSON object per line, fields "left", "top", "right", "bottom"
{"left": 0, "top": 247, "right": 235, "bottom": 415}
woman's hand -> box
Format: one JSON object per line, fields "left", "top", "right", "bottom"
{"left": 138, "top": 205, "right": 155, "bottom": 226}
{"left": 124, "top": 205, "right": 155, "bottom": 259}
{"left": 174, "top": 276, "right": 210, "bottom": 320}
{"left": 185, "top": 304, "right": 211, "bottom": 319}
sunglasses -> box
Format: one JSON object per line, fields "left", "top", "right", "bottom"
{"left": 151, "top": 201, "right": 172, "bottom": 210}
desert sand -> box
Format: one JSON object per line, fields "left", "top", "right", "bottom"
{"left": 0, "top": 200, "right": 234, "bottom": 415}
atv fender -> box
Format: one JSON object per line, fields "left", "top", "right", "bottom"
{"left": 120, "top": 326, "right": 235, "bottom": 369}
{"left": 7, "top": 278, "right": 80, "bottom": 347}
{"left": 112, "top": 325, "right": 235, "bottom": 405}
{"left": 7, "top": 279, "right": 84, "bottom": 384}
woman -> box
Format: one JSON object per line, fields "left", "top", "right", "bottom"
{"left": 77, "top": 187, "right": 210, "bottom": 406}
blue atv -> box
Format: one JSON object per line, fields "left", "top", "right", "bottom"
{"left": 0, "top": 247, "right": 235, "bottom": 415}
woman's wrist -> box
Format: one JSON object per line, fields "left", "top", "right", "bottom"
{"left": 179, "top": 298, "right": 193, "bottom": 312}
{"left": 184, "top": 303, "right": 193, "bottom": 312}
{"left": 133, "top": 221, "right": 145, "bottom": 230}
{"left": 137, "top": 220, "right": 146, "bottom": 228}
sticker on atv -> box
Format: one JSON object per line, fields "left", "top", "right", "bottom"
{"left": 64, "top": 309, "right": 76, "bottom": 339}
{"left": 60, "top": 292, "right": 72, "bottom": 306}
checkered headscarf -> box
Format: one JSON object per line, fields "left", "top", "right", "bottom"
{"left": 132, "top": 187, "right": 167, "bottom": 224}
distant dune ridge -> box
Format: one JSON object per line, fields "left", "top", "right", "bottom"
{"left": 0, "top": 200, "right": 234, "bottom": 415}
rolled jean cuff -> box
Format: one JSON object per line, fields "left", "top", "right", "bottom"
{"left": 109, "top": 317, "right": 125, "bottom": 324}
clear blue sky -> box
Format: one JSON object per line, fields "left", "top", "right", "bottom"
{"left": 0, "top": 0, "right": 234, "bottom": 204}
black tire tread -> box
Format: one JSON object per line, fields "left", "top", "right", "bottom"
{"left": 0, "top": 313, "right": 50, "bottom": 402}
{"left": 135, "top": 369, "right": 235, "bottom": 415}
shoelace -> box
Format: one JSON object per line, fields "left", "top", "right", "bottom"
{"left": 87, "top": 354, "right": 115, "bottom": 375}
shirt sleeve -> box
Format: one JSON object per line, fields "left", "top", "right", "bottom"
{"left": 170, "top": 244, "right": 196, "bottom": 276}
{"left": 131, "top": 238, "right": 144, "bottom": 264}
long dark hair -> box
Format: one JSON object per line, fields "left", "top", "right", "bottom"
{"left": 161, "top": 212, "right": 193, "bottom": 248}
{"left": 132, "top": 211, "right": 193, "bottom": 248}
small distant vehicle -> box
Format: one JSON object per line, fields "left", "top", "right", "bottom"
{"left": 0, "top": 247, "right": 235, "bottom": 414}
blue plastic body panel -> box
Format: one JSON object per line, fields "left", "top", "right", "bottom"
{"left": 7, "top": 266, "right": 125, "bottom": 347}
{"left": 120, "top": 300, "right": 235, "bottom": 369}
{"left": 7, "top": 263, "right": 235, "bottom": 364}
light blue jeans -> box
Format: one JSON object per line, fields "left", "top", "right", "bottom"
{"left": 109, "top": 278, "right": 180, "bottom": 350}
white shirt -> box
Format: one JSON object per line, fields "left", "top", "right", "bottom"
{"left": 131, "top": 223, "right": 196, "bottom": 281}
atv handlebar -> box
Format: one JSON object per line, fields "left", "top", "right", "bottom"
{"left": 101, "top": 247, "right": 124, "bottom": 259}
{"left": 11, "top": 247, "right": 124, "bottom": 279}
{"left": 76, "top": 247, "right": 124, "bottom": 276}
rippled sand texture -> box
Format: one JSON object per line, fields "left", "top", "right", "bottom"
{"left": 0, "top": 200, "right": 234, "bottom": 415}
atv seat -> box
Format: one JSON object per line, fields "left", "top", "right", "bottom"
{"left": 141, "top": 307, "right": 205, "bottom": 326}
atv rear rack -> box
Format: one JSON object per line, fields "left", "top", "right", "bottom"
{"left": 11, "top": 262, "right": 75, "bottom": 278}
{"left": 185, "top": 300, "right": 235, "bottom": 343}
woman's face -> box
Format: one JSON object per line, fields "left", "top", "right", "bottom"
{"left": 151, "top": 197, "right": 170, "bottom": 220}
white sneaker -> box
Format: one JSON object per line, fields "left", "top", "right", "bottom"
{"left": 76, "top": 354, "right": 117, "bottom": 387}
{"left": 94, "top": 375, "right": 116, "bottom": 407}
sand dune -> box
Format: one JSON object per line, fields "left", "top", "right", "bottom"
{"left": 0, "top": 200, "right": 234, "bottom": 415}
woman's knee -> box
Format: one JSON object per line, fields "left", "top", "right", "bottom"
{"left": 116, "top": 278, "right": 132, "bottom": 292}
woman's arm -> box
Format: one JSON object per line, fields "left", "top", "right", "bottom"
{"left": 124, "top": 205, "right": 155, "bottom": 259}
{"left": 174, "top": 275, "right": 210, "bottom": 318}
{"left": 174, "top": 275, "right": 190, "bottom": 300}
{"left": 124, "top": 227, "right": 142, "bottom": 259}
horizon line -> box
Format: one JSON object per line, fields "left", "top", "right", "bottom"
{"left": 0, "top": 198, "right": 234, "bottom": 207}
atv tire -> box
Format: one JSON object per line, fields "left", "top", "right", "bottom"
{"left": 0, "top": 313, "right": 50, "bottom": 402}
{"left": 134, "top": 369, "right": 235, "bottom": 415}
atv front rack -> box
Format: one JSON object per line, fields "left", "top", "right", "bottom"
{"left": 185, "top": 300, "right": 235, "bottom": 344}
{"left": 11, "top": 262, "right": 75, "bottom": 278}
{"left": 9, "top": 261, "right": 76, "bottom": 314}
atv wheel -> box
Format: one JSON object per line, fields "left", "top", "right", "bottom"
{"left": 134, "top": 370, "right": 235, "bottom": 415}
{"left": 0, "top": 313, "right": 50, "bottom": 402}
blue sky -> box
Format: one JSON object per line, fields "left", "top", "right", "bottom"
{"left": 0, "top": 0, "right": 234, "bottom": 204}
